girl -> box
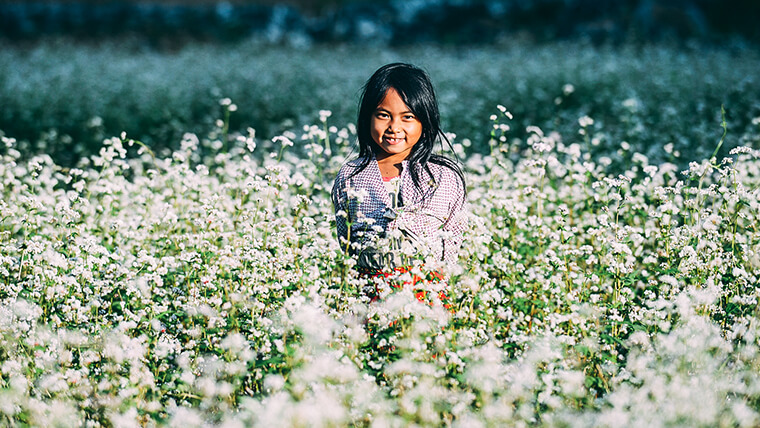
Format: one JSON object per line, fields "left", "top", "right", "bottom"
{"left": 331, "top": 63, "right": 466, "bottom": 293}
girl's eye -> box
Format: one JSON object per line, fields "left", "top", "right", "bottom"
{"left": 376, "top": 112, "right": 389, "bottom": 119}
{"left": 403, "top": 115, "right": 416, "bottom": 120}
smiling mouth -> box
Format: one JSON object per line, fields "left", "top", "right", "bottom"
{"left": 383, "top": 136, "right": 405, "bottom": 145}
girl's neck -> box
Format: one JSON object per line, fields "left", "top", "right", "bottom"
{"left": 376, "top": 156, "right": 404, "bottom": 178}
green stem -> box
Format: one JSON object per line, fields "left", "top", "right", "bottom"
{"left": 710, "top": 104, "right": 727, "bottom": 164}
{"left": 223, "top": 108, "right": 230, "bottom": 152}
{"left": 323, "top": 122, "right": 331, "bottom": 156}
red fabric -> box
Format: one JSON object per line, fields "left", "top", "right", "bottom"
{"left": 361, "top": 266, "right": 453, "bottom": 359}
{"left": 381, "top": 175, "right": 400, "bottom": 182}
{"left": 362, "top": 266, "right": 452, "bottom": 311}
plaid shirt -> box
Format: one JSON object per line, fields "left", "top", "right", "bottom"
{"left": 332, "top": 157, "right": 467, "bottom": 269}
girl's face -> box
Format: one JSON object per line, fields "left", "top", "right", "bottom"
{"left": 371, "top": 88, "right": 423, "bottom": 163}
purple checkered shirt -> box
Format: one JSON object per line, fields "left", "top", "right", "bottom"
{"left": 332, "top": 157, "right": 467, "bottom": 269}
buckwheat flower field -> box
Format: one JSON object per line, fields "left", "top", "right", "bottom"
{"left": 2, "top": 99, "right": 760, "bottom": 426}
{"left": 2, "top": 40, "right": 760, "bottom": 426}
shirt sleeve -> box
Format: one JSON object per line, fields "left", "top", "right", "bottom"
{"left": 331, "top": 167, "right": 349, "bottom": 250}
{"left": 331, "top": 168, "right": 348, "bottom": 248}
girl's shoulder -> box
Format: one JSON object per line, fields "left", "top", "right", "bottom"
{"left": 425, "top": 158, "right": 464, "bottom": 184}
{"left": 344, "top": 157, "right": 367, "bottom": 169}
{"left": 335, "top": 156, "right": 373, "bottom": 182}
{"left": 426, "top": 160, "right": 457, "bottom": 176}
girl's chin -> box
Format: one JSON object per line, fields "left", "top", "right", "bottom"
{"left": 379, "top": 145, "right": 409, "bottom": 154}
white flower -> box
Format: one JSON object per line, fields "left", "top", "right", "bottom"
{"left": 273, "top": 134, "right": 295, "bottom": 147}
{"left": 319, "top": 109, "right": 332, "bottom": 122}
{"left": 578, "top": 115, "right": 594, "bottom": 127}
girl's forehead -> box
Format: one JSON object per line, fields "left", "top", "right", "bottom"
{"left": 378, "top": 88, "right": 411, "bottom": 109}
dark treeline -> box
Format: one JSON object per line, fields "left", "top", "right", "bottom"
{"left": 1, "top": 0, "right": 759, "bottom": 47}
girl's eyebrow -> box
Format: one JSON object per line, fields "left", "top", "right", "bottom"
{"left": 375, "top": 107, "right": 414, "bottom": 115}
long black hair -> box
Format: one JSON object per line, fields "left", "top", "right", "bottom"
{"left": 351, "top": 62, "right": 465, "bottom": 194}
